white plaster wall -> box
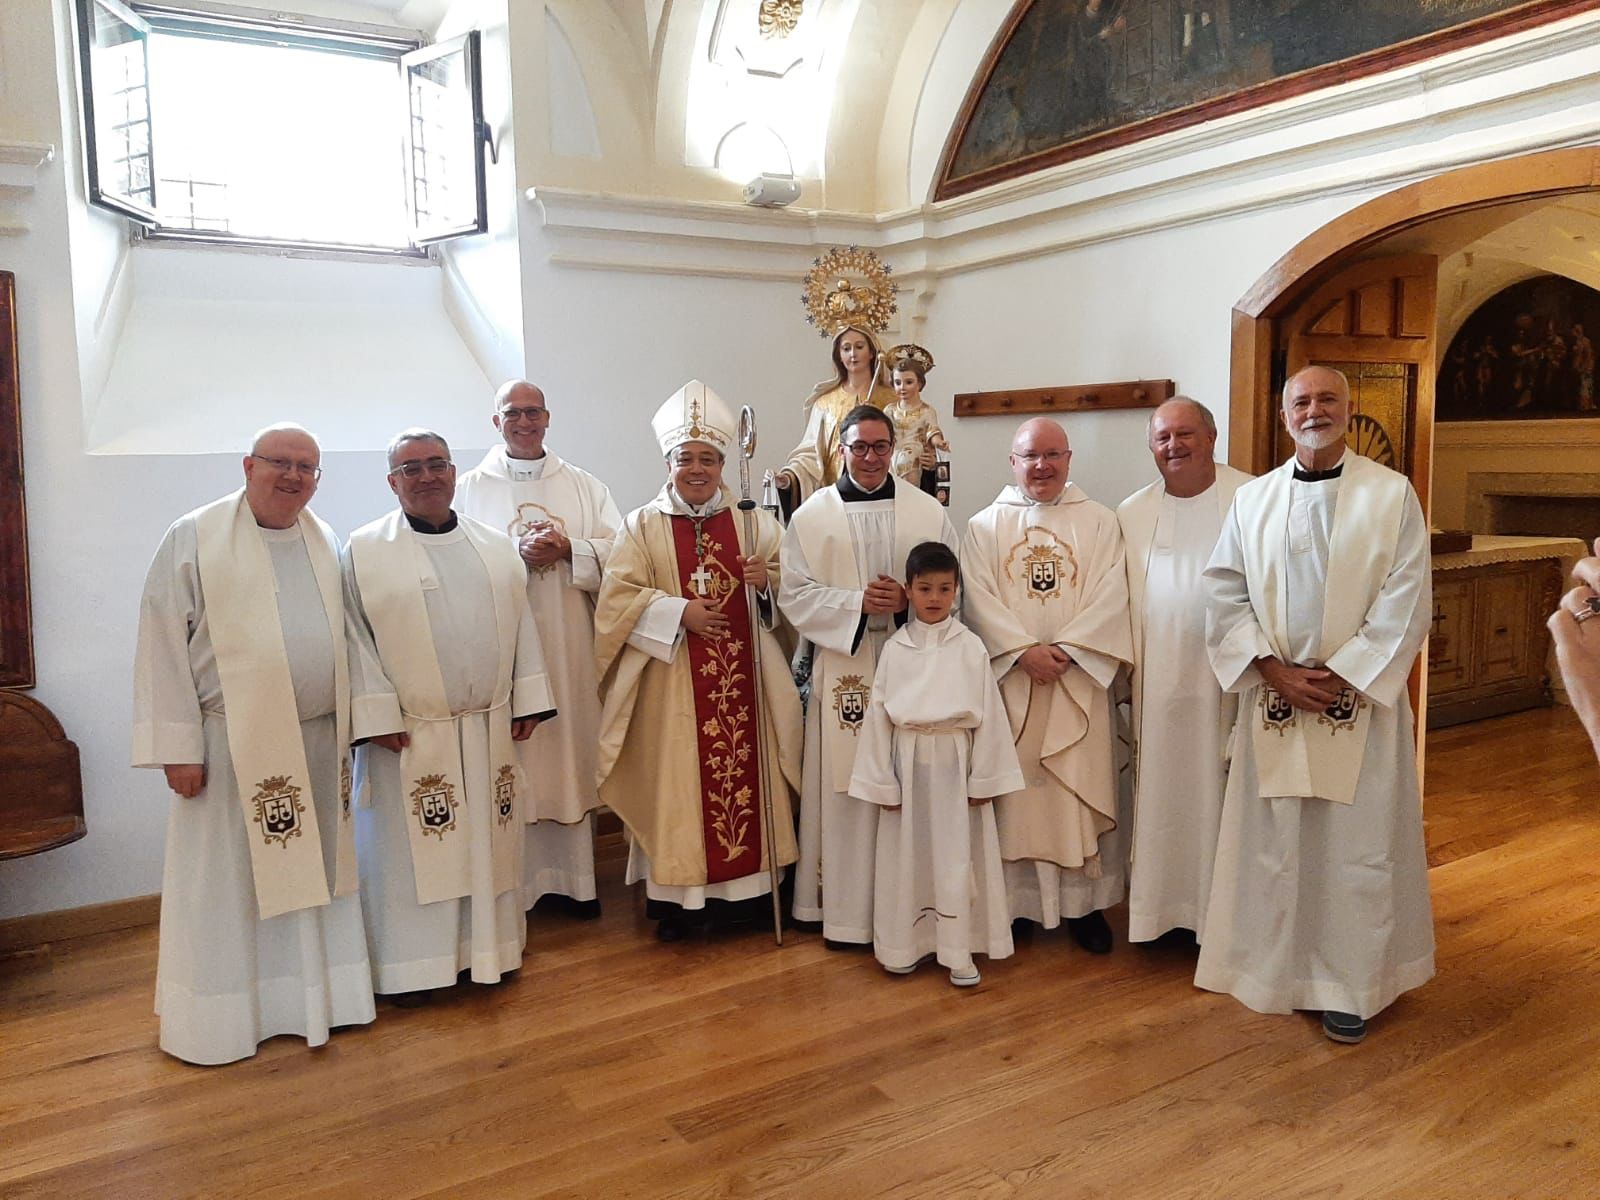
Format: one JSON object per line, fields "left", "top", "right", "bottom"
{"left": 515, "top": 223, "right": 820, "bottom": 514}
{"left": 0, "top": 0, "right": 495, "bottom": 920}
{"left": 437, "top": 0, "right": 527, "bottom": 386}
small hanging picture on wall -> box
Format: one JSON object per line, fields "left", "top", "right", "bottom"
{"left": 1437, "top": 274, "right": 1600, "bottom": 421}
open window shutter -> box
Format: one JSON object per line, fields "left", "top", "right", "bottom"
{"left": 401, "top": 31, "right": 488, "bottom": 246}
{"left": 76, "top": 0, "right": 159, "bottom": 223}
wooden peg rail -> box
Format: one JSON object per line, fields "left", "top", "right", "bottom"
{"left": 952, "top": 379, "right": 1175, "bottom": 418}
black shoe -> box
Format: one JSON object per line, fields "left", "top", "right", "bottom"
{"left": 656, "top": 914, "right": 692, "bottom": 942}
{"left": 1067, "top": 910, "right": 1113, "bottom": 955}
{"left": 388, "top": 990, "right": 431, "bottom": 1009}
{"left": 558, "top": 896, "right": 602, "bottom": 920}
{"left": 1011, "top": 917, "right": 1035, "bottom": 942}
{"left": 1321, "top": 1011, "right": 1367, "bottom": 1044}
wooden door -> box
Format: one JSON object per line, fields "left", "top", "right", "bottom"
{"left": 1273, "top": 253, "right": 1439, "bottom": 768}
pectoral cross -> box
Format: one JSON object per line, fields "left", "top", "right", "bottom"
{"left": 689, "top": 563, "right": 713, "bottom": 596}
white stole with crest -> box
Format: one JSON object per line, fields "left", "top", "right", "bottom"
{"left": 348, "top": 511, "right": 525, "bottom": 904}
{"left": 192, "top": 489, "right": 357, "bottom": 919}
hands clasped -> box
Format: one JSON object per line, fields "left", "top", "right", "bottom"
{"left": 862, "top": 574, "right": 907, "bottom": 616}
{"left": 1018, "top": 644, "right": 1072, "bottom": 684}
{"left": 1257, "top": 657, "right": 1351, "bottom": 712}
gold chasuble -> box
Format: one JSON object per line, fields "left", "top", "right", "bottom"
{"left": 595, "top": 487, "right": 801, "bottom": 889}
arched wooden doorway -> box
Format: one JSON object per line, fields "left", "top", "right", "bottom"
{"left": 1228, "top": 146, "right": 1600, "bottom": 487}
{"left": 1227, "top": 146, "right": 1600, "bottom": 766}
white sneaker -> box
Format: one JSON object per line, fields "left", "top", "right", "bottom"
{"left": 883, "top": 962, "right": 917, "bottom": 976}
{"left": 949, "top": 965, "right": 981, "bottom": 987}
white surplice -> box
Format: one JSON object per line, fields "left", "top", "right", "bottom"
{"left": 962, "top": 484, "right": 1134, "bottom": 928}
{"left": 456, "top": 446, "right": 621, "bottom": 908}
{"left": 345, "top": 517, "right": 553, "bottom": 993}
{"left": 1197, "top": 454, "right": 1435, "bottom": 1019}
{"left": 779, "top": 479, "right": 956, "bottom": 943}
{"left": 1117, "top": 466, "right": 1250, "bottom": 943}
{"left": 848, "top": 616, "right": 1023, "bottom": 974}
{"left": 132, "top": 515, "right": 375, "bottom": 1065}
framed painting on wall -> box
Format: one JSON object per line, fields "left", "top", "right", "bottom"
{"left": 1437, "top": 274, "right": 1600, "bottom": 420}
{"left": 937, "top": 0, "right": 1595, "bottom": 200}
{"left": 0, "top": 271, "right": 34, "bottom": 689}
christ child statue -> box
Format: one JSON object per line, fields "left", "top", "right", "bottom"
{"left": 884, "top": 344, "right": 949, "bottom": 497}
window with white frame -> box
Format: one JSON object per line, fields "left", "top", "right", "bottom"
{"left": 74, "top": 0, "right": 488, "bottom": 254}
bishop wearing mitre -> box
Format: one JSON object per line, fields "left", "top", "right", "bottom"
{"left": 594, "top": 381, "right": 802, "bottom": 941}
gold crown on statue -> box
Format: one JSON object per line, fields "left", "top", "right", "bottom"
{"left": 801, "top": 246, "right": 898, "bottom": 338}
{"left": 885, "top": 343, "right": 934, "bottom": 374}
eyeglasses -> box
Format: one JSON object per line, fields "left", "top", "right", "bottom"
{"left": 1013, "top": 450, "right": 1069, "bottom": 465}
{"left": 844, "top": 440, "right": 893, "bottom": 459}
{"left": 251, "top": 454, "right": 322, "bottom": 480}
{"left": 390, "top": 457, "right": 453, "bottom": 479}
{"left": 498, "top": 406, "right": 547, "bottom": 424}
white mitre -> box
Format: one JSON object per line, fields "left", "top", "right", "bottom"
{"left": 652, "top": 379, "right": 735, "bottom": 457}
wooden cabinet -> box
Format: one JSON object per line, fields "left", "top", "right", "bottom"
{"left": 1427, "top": 556, "right": 1562, "bottom": 729}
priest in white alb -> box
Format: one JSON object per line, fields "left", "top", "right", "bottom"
{"left": 962, "top": 418, "right": 1133, "bottom": 955}
{"left": 456, "top": 380, "right": 621, "bottom": 919}
{"left": 132, "top": 423, "right": 375, "bottom": 1064}
{"left": 777, "top": 404, "right": 957, "bottom": 946}
{"left": 1198, "top": 366, "right": 1434, "bottom": 1045}
{"left": 1116, "top": 397, "right": 1252, "bottom": 945}
{"left": 345, "top": 429, "right": 553, "bottom": 996}
{"left": 594, "top": 381, "right": 801, "bottom": 941}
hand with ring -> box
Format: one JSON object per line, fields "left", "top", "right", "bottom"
{"left": 1548, "top": 538, "right": 1600, "bottom": 760}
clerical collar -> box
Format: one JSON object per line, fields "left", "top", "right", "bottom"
{"left": 837, "top": 472, "right": 895, "bottom": 502}
{"left": 505, "top": 450, "right": 547, "bottom": 480}
{"left": 405, "top": 511, "right": 459, "bottom": 534}
{"left": 1292, "top": 462, "right": 1345, "bottom": 483}
{"left": 666, "top": 487, "right": 725, "bottom": 518}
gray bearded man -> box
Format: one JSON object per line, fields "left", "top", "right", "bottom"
{"left": 132, "top": 424, "right": 375, "bottom": 1064}
{"left": 456, "top": 381, "right": 622, "bottom": 919}
{"left": 962, "top": 418, "right": 1133, "bottom": 956}
{"left": 345, "top": 429, "right": 554, "bottom": 998}
{"left": 1198, "top": 365, "right": 1434, "bottom": 1044}
{"left": 1117, "top": 398, "right": 1251, "bottom": 945}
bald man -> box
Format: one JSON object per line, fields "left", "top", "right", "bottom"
{"left": 456, "top": 381, "right": 621, "bottom": 919}
{"left": 133, "top": 424, "right": 375, "bottom": 1064}
{"left": 962, "top": 418, "right": 1133, "bottom": 955}
{"left": 1199, "top": 365, "right": 1433, "bottom": 1044}
{"left": 1117, "top": 398, "right": 1252, "bottom": 945}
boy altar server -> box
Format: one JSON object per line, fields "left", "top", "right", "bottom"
{"left": 849, "top": 542, "right": 1023, "bottom": 987}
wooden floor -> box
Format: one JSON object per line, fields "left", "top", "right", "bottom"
{"left": 4, "top": 709, "right": 1599, "bottom": 1199}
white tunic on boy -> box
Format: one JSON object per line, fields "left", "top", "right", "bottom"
{"left": 849, "top": 615, "right": 1023, "bottom": 973}
{"left": 778, "top": 474, "right": 955, "bottom": 943}
{"left": 1198, "top": 452, "right": 1434, "bottom": 1018}
{"left": 345, "top": 512, "right": 553, "bottom": 993}
{"left": 132, "top": 501, "right": 375, "bottom": 1065}
{"left": 456, "top": 446, "right": 621, "bottom": 909}
{"left": 1117, "top": 464, "right": 1250, "bottom": 942}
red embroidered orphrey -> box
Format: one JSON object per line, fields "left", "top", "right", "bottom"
{"left": 669, "top": 509, "right": 764, "bottom": 884}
